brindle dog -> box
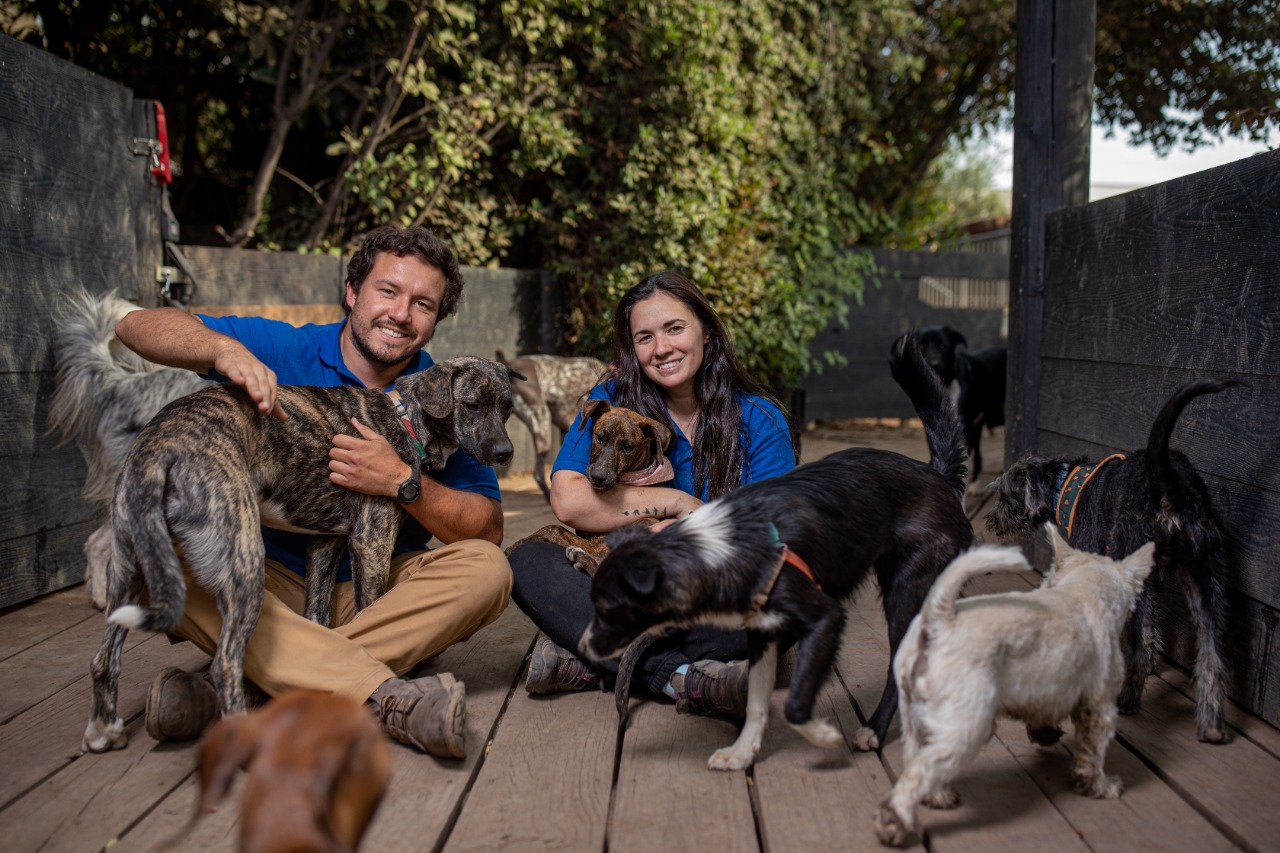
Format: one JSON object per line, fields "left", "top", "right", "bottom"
{"left": 505, "top": 398, "right": 673, "bottom": 577}
{"left": 83, "top": 356, "right": 521, "bottom": 753}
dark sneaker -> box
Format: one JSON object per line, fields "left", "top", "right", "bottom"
{"left": 145, "top": 666, "right": 220, "bottom": 742}
{"left": 371, "top": 673, "right": 466, "bottom": 758}
{"left": 672, "top": 659, "right": 749, "bottom": 719}
{"left": 524, "top": 635, "right": 602, "bottom": 695}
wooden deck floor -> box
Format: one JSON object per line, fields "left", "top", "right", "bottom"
{"left": 2, "top": 425, "right": 1278, "bottom": 852}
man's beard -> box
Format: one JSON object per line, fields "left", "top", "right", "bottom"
{"left": 349, "top": 318, "right": 420, "bottom": 369}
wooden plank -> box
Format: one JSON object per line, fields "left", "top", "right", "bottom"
{"left": 0, "top": 602, "right": 134, "bottom": 724}
{"left": 1160, "top": 669, "right": 1280, "bottom": 760}
{"left": 445, "top": 655, "right": 615, "bottom": 852}
{"left": 0, "top": 632, "right": 207, "bottom": 809}
{"left": 753, "top": 679, "right": 893, "bottom": 850}
{"left": 348, "top": 605, "right": 537, "bottom": 852}
{"left": 0, "top": 519, "right": 96, "bottom": 610}
{"left": 1042, "top": 153, "right": 1280, "bottom": 375}
{"left": 608, "top": 701, "right": 757, "bottom": 853}
{"left": 115, "top": 605, "right": 539, "bottom": 852}
{"left": 2, "top": 719, "right": 203, "bottom": 853}
{"left": 993, "top": 717, "right": 1232, "bottom": 852}
{"left": 1036, "top": 360, "right": 1278, "bottom": 491}
{"left": 0, "top": 587, "right": 98, "bottom": 662}
{"left": 1114, "top": 676, "right": 1280, "bottom": 851}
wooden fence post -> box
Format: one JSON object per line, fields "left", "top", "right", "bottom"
{"left": 1006, "top": 0, "right": 1095, "bottom": 463}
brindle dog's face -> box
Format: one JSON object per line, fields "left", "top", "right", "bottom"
{"left": 415, "top": 356, "right": 522, "bottom": 467}
{"left": 579, "top": 400, "right": 672, "bottom": 490}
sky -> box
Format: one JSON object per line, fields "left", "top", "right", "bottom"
{"left": 985, "top": 125, "right": 1277, "bottom": 197}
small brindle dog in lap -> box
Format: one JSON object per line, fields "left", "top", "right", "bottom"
{"left": 506, "top": 398, "right": 675, "bottom": 577}
{"left": 986, "top": 378, "right": 1240, "bottom": 744}
{"left": 83, "top": 356, "right": 521, "bottom": 754}
{"left": 579, "top": 332, "right": 974, "bottom": 769}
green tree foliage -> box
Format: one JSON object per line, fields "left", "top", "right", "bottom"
{"left": 9, "top": 0, "right": 1278, "bottom": 385}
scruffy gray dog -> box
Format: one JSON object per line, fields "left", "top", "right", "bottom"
{"left": 874, "top": 525, "right": 1155, "bottom": 847}
{"left": 48, "top": 289, "right": 210, "bottom": 609}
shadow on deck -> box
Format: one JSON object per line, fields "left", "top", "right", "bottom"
{"left": 2, "top": 425, "right": 1277, "bottom": 852}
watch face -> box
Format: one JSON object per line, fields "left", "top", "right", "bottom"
{"left": 397, "top": 477, "right": 420, "bottom": 503}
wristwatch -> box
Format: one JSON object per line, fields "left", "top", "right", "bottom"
{"left": 395, "top": 475, "right": 421, "bottom": 504}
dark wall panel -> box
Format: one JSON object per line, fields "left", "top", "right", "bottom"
{"left": 1037, "top": 151, "right": 1280, "bottom": 725}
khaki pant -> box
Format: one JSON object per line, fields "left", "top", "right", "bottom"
{"left": 174, "top": 540, "right": 512, "bottom": 703}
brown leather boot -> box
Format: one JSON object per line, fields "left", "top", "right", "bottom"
{"left": 145, "top": 667, "right": 220, "bottom": 742}
{"left": 370, "top": 673, "right": 466, "bottom": 758}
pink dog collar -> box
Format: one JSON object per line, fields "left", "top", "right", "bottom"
{"left": 615, "top": 455, "right": 674, "bottom": 487}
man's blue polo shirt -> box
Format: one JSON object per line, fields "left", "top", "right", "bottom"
{"left": 197, "top": 314, "right": 500, "bottom": 581}
{"left": 552, "top": 381, "right": 795, "bottom": 499}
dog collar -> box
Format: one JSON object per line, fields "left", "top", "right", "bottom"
{"left": 751, "top": 523, "right": 822, "bottom": 614}
{"left": 1054, "top": 454, "right": 1127, "bottom": 539}
{"left": 390, "top": 394, "right": 429, "bottom": 463}
{"left": 615, "top": 454, "right": 675, "bottom": 486}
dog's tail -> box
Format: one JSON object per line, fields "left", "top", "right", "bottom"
{"left": 890, "top": 332, "right": 969, "bottom": 500}
{"left": 48, "top": 289, "right": 208, "bottom": 506}
{"left": 48, "top": 289, "right": 146, "bottom": 450}
{"left": 107, "top": 457, "right": 188, "bottom": 634}
{"left": 1145, "top": 379, "right": 1241, "bottom": 498}
{"left": 920, "top": 545, "right": 1030, "bottom": 626}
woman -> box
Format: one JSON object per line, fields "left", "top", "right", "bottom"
{"left": 508, "top": 269, "right": 796, "bottom": 717}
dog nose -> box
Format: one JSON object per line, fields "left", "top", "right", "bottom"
{"left": 493, "top": 444, "right": 513, "bottom": 466}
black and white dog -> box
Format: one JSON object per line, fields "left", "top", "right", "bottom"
{"left": 915, "top": 325, "right": 1006, "bottom": 485}
{"left": 986, "top": 379, "right": 1239, "bottom": 744}
{"left": 579, "top": 332, "right": 974, "bottom": 770}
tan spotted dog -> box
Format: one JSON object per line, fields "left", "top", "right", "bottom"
{"left": 495, "top": 349, "right": 609, "bottom": 501}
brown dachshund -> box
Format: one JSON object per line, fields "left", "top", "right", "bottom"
{"left": 192, "top": 690, "right": 392, "bottom": 853}
{"left": 506, "top": 399, "right": 673, "bottom": 577}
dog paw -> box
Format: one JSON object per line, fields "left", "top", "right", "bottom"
{"left": 707, "top": 745, "right": 756, "bottom": 772}
{"left": 1198, "top": 726, "right": 1228, "bottom": 745}
{"left": 924, "top": 785, "right": 960, "bottom": 810}
{"left": 853, "top": 726, "right": 880, "bottom": 752}
{"left": 565, "top": 547, "right": 597, "bottom": 577}
{"left": 872, "top": 803, "right": 914, "bottom": 847}
{"left": 792, "top": 717, "right": 843, "bottom": 749}
{"left": 82, "top": 716, "right": 127, "bottom": 753}
{"left": 1074, "top": 772, "right": 1123, "bottom": 799}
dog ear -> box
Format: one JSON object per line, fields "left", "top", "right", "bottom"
{"left": 580, "top": 399, "right": 610, "bottom": 430}
{"left": 418, "top": 362, "right": 456, "bottom": 420}
{"left": 639, "top": 416, "right": 673, "bottom": 456}
{"left": 1042, "top": 522, "right": 1071, "bottom": 583}
{"left": 622, "top": 560, "right": 662, "bottom": 596}
{"left": 1120, "top": 541, "right": 1157, "bottom": 592}
{"left": 196, "top": 714, "right": 262, "bottom": 815}
{"left": 945, "top": 326, "right": 968, "bottom": 349}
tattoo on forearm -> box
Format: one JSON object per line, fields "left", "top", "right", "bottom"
{"left": 622, "top": 505, "right": 669, "bottom": 518}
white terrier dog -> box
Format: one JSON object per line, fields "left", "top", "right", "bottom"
{"left": 874, "top": 524, "right": 1155, "bottom": 847}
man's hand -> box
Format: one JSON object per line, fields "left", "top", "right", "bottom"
{"left": 329, "top": 418, "right": 410, "bottom": 498}
{"left": 213, "top": 345, "right": 288, "bottom": 421}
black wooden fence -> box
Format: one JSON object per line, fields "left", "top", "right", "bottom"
{"left": 0, "top": 36, "right": 166, "bottom": 608}
{"left": 1034, "top": 149, "right": 1280, "bottom": 726}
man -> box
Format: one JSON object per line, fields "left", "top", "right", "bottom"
{"left": 114, "top": 225, "right": 511, "bottom": 758}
